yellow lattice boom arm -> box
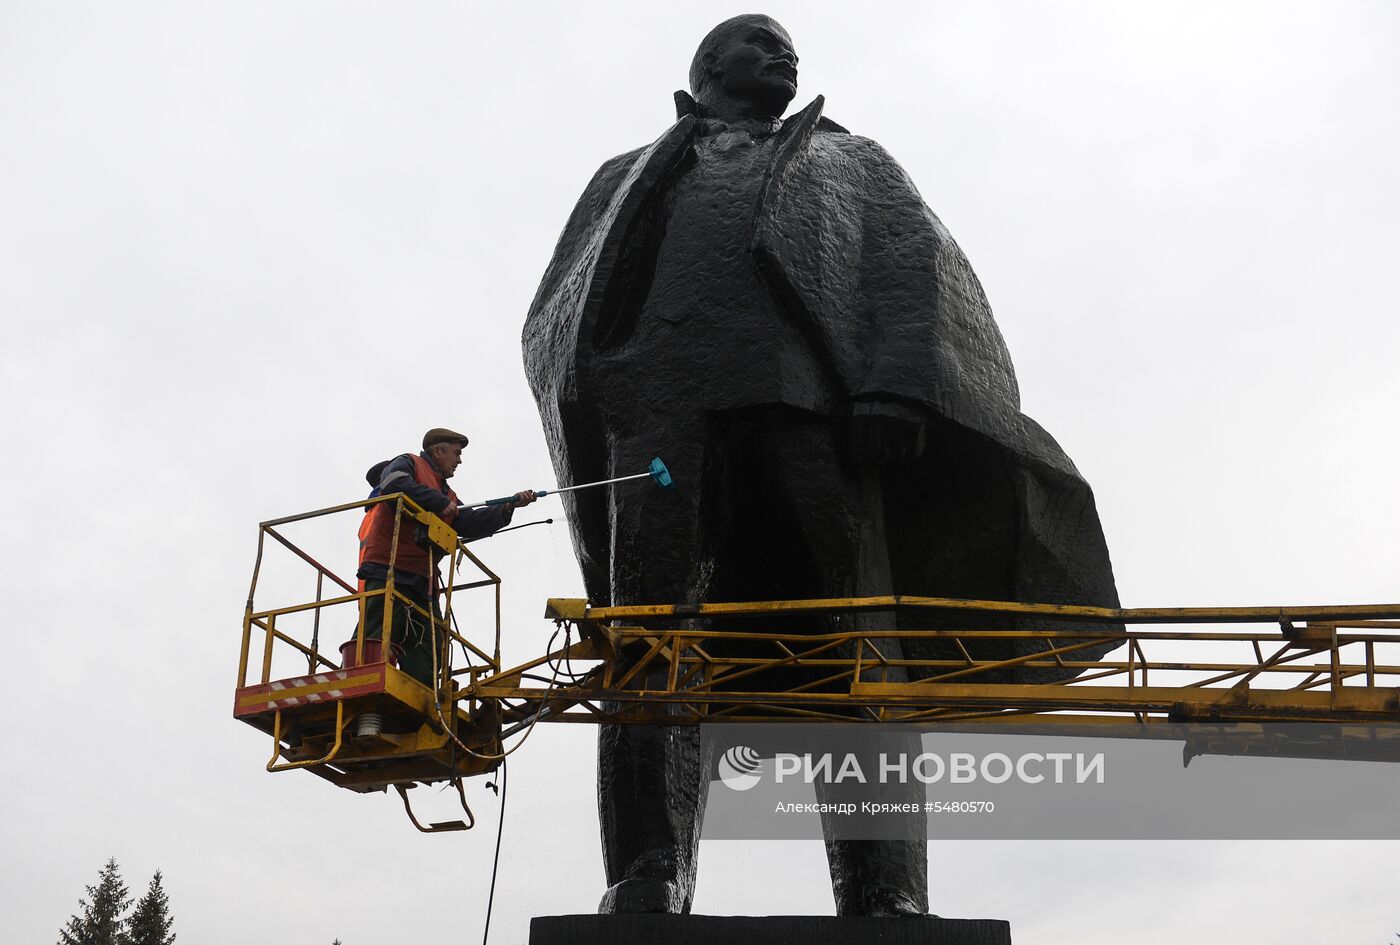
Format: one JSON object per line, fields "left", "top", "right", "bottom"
{"left": 232, "top": 499, "right": 1400, "bottom": 823}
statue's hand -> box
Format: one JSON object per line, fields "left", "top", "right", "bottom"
{"left": 848, "top": 399, "right": 928, "bottom": 467}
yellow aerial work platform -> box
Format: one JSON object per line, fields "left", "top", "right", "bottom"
{"left": 235, "top": 498, "right": 1400, "bottom": 831}
{"left": 234, "top": 495, "right": 508, "bottom": 830}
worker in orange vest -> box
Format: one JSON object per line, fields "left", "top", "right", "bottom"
{"left": 357, "top": 427, "right": 537, "bottom": 686}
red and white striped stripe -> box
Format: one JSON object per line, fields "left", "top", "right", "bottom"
{"left": 234, "top": 666, "right": 387, "bottom": 718}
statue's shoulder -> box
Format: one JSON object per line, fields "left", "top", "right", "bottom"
{"left": 601, "top": 143, "right": 652, "bottom": 172}
{"left": 810, "top": 124, "right": 899, "bottom": 168}
{"left": 584, "top": 145, "right": 650, "bottom": 192}
{"left": 805, "top": 126, "right": 919, "bottom": 200}
{"left": 580, "top": 116, "right": 697, "bottom": 200}
{"left": 559, "top": 141, "right": 657, "bottom": 225}
{"left": 771, "top": 102, "right": 924, "bottom": 211}
{"left": 799, "top": 125, "right": 950, "bottom": 239}
{"left": 792, "top": 103, "right": 894, "bottom": 169}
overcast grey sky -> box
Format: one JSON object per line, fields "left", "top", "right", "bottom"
{"left": 3, "top": 2, "right": 1398, "bottom": 943}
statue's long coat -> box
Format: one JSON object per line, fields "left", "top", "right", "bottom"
{"left": 523, "top": 96, "right": 1120, "bottom": 680}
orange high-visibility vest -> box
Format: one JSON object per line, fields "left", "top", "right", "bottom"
{"left": 358, "top": 454, "right": 459, "bottom": 581}
{"left": 356, "top": 511, "right": 373, "bottom": 592}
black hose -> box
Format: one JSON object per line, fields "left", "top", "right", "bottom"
{"left": 466, "top": 518, "right": 554, "bottom": 542}
{"left": 482, "top": 758, "right": 507, "bottom": 945}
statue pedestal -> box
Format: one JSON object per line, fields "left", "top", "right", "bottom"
{"left": 529, "top": 914, "right": 1012, "bottom": 944}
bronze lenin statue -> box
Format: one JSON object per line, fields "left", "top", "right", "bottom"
{"left": 523, "top": 13, "right": 1119, "bottom": 916}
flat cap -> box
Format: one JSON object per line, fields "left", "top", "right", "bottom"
{"left": 423, "top": 427, "right": 470, "bottom": 450}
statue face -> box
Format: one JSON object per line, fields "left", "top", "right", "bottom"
{"left": 708, "top": 20, "right": 799, "bottom": 116}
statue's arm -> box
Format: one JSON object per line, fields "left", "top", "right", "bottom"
{"left": 836, "top": 134, "right": 1020, "bottom": 460}
{"left": 523, "top": 148, "right": 647, "bottom": 606}
{"left": 836, "top": 135, "right": 942, "bottom": 466}
{"left": 524, "top": 148, "right": 647, "bottom": 362}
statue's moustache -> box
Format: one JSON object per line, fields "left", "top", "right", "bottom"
{"left": 766, "top": 61, "right": 798, "bottom": 82}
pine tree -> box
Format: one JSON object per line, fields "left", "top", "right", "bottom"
{"left": 57, "top": 858, "right": 131, "bottom": 945}
{"left": 125, "top": 871, "right": 175, "bottom": 945}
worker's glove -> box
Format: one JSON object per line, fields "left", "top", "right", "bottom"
{"left": 848, "top": 398, "right": 927, "bottom": 467}
{"left": 508, "top": 489, "right": 539, "bottom": 509}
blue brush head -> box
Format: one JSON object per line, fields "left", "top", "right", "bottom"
{"left": 649, "top": 456, "right": 674, "bottom": 489}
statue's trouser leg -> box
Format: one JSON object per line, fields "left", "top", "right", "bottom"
{"left": 814, "top": 728, "right": 930, "bottom": 916}
{"left": 597, "top": 434, "right": 712, "bottom": 914}
{"left": 596, "top": 714, "right": 711, "bottom": 913}
{"left": 716, "top": 413, "right": 929, "bottom": 915}
{"left": 596, "top": 413, "right": 929, "bottom": 914}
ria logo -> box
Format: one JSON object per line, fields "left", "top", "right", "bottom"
{"left": 717, "top": 745, "right": 764, "bottom": 791}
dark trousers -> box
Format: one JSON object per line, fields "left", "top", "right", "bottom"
{"left": 596, "top": 409, "right": 928, "bottom": 915}
{"left": 360, "top": 577, "right": 442, "bottom": 687}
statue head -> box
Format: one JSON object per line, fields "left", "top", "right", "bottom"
{"left": 688, "top": 14, "right": 798, "bottom": 120}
